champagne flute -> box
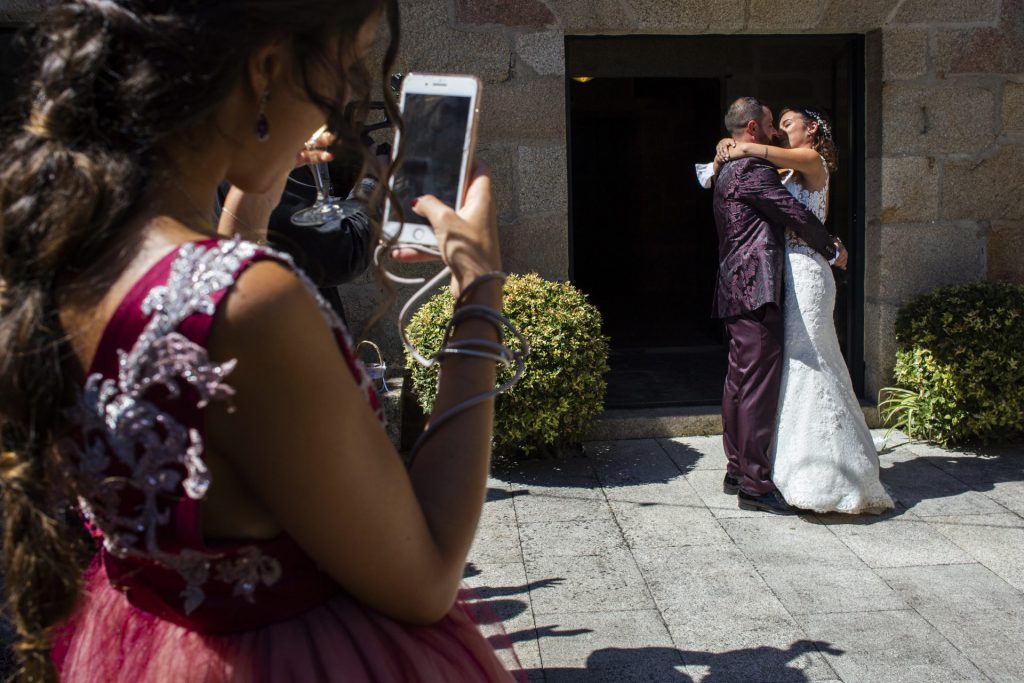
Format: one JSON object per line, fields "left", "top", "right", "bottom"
{"left": 291, "top": 126, "right": 354, "bottom": 227}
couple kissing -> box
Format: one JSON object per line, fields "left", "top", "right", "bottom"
{"left": 705, "top": 96, "right": 892, "bottom": 516}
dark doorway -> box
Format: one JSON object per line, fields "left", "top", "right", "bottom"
{"left": 566, "top": 35, "right": 865, "bottom": 409}
{"left": 569, "top": 76, "right": 726, "bottom": 407}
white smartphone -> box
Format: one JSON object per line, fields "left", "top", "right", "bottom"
{"left": 382, "top": 73, "right": 481, "bottom": 247}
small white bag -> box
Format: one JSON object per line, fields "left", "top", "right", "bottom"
{"left": 356, "top": 340, "right": 390, "bottom": 394}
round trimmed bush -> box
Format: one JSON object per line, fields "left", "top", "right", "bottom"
{"left": 879, "top": 281, "right": 1024, "bottom": 445}
{"left": 404, "top": 273, "right": 609, "bottom": 458}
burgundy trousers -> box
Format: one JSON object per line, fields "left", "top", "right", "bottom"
{"left": 721, "top": 303, "right": 784, "bottom": 495}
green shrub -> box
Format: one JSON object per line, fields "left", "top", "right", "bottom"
{"left": 405, "top": 273, "right": 610, "bottom": 458}
{"left": 879, "top": 281, "right": 1024, "bottom": 446}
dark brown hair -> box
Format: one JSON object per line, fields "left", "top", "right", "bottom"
{"left": 0, "top": 1, "right": 399, "bottom": 679}
{"left": 724, "top": 96, "right": 766, "bottom": 135}
{"left": 781, "top": 105, "right": 838, "bottom": 174}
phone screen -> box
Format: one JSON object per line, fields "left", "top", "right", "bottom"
{"left": 387, "top": 93, "right": 472, "bottom": 226}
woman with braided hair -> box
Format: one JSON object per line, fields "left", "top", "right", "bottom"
{"left": 0, "top": 1, "right": 519, "bottom": 680}
{"left": 715, "top": 106, "right": 893, "bottom": 515}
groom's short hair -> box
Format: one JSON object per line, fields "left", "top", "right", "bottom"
{"left": 725, "top": 97, "right": 766, "bottom": 134}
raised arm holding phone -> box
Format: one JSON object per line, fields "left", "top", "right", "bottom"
{"left": 0, "top": 1, "right": 521, "bottom": 680}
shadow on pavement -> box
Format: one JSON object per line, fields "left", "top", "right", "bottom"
{"left": 469, "top": 577, "right": 566, "bottom": 601}
{"left": 496, "top": 623, "right": 593, "bottom": 646}
{"left": 810, "top": 443, "right": 1024, "bottom": 525}
{"left": 491, "top": 440, "right": 706, "bottom": 493}
{"left": 656, "top": 440, "right": 705, "bottom": 475}
{"left": 524, "top": 639, "right": 844, "bottom": 682}
{"left": 486, "top": 487, "right": 531, "bottom": 502}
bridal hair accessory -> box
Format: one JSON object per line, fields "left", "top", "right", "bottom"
{"left": 803, "top": 108, "right": 832, "bottom": 140}
{"left": 255, "top": 89, "right": 271, "bottom": 142}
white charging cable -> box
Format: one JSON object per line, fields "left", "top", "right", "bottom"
{"left": 373, "top": 243, "right": 530, "bottom": 464}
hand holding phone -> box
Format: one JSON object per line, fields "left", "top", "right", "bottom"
{"left": 406, "top": 165, "right": 500, "bottom": 296}
{"left": 383, "top": 73, "right": 482, "bottom": 248}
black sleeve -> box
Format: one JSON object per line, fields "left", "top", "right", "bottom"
{"left": 328, "top": 198, "right": 374, "bottom": 285}
{"left": 266, "top": 170, "right": 375, "bottom": 287}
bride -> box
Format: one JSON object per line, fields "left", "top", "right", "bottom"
{"left": 716, "top": 106, "right": 893, "bottom": 515}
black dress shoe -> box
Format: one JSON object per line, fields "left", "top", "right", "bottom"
{"left": 737, "top": 488, "right": 796, "bottom": 515}
{"left": 722, "top": 474, "right": 741, "bottom": 495}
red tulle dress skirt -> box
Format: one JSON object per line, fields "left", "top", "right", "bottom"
{"left": 54, "top": 561, "right": 520, "bottom": 682}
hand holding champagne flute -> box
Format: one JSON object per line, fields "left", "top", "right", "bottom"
{"left": 291, "top": 125, "right": 355, "bottom": 227}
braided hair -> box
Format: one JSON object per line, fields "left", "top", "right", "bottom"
{"left": 0, "top": 1, "right": 399, "bottom": 679}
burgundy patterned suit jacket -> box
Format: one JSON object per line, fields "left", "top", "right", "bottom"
{"left": 711, "top": 157, "right": 837, "bottom": 318}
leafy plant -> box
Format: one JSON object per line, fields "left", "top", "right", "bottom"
{"left": 878, "top": 281, "right": 1024, "bottom": 446}
{"left": 405, "top": 273, "right": 610, "bottom": 458}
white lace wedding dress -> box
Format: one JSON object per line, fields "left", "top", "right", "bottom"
{"left": 771, "top": 160, "right": 893, "bottom": 514}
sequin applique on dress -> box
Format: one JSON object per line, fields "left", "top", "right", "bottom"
{"left": 67, "top": 239, "right": 287, "bottom": 613}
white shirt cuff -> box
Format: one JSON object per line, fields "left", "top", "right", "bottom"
{"left": 695, "top": 162, "right": 715, "bottom": 189}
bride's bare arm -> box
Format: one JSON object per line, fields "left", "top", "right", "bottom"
{"left": 715, "top": 138, "right": 826, "bottom": 185}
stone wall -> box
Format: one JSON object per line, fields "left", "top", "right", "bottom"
{"left": 3, "top": 0, "right": 1020, "bottom": 396}
{"left": 864, "top": 0, "right": 1024, "bottom": 392}
{"left": 378, "top": 0, "right": 1024, "bottom": 396}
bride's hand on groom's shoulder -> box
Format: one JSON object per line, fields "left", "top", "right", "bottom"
{"left": 716, "top": 138, "right": 736, "bottom": 163}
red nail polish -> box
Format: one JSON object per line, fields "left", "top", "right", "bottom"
{"left": 410, "top": 197, "right": 419, "bottom": 208}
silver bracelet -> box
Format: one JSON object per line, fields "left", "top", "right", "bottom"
{"left": 436, "top": 346, "right": 512, "bottom": 366}
{"left": 456, "top": 271, "right": 507, "bottom": 307}
{"left": 448, "top": 304, "right": 507, "bottom": 341}
{"left": 400, "top": 269, "right": 530, "bottom": 466}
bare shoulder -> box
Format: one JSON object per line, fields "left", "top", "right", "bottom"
{"left": 204, "top": 257, "right": 349, "bottom": 407}
{"left": 801, "top": 153, "right": 829, "bottom": 192}
{"left": 209, "top": 258, "right": 335, "bottom": 354}
{"left": 218, "top": 259, "right": 313, "bottom": 324}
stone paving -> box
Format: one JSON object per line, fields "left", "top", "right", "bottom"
{"left": 465, "top": 430, "right": 1024, "bottom": 682}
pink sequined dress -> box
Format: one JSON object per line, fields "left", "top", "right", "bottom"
{"left": 53, "top": 238, "right": 520, "bottom": 682}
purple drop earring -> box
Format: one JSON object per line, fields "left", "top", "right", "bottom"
{"left": 255, "top": 89, "right": 270, "bottom": 142}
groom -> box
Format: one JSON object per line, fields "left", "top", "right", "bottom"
{"left": 712, "top": 97, "right": 846, "bottom": 514}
